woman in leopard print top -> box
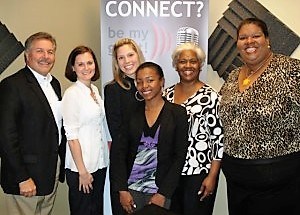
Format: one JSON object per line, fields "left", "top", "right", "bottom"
{"left": 219, "top": 18, "right": 300, "bottom": 215}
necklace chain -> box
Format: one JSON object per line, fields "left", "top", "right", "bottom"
{"left": 90, "top": 89, "right": 99, "bottom": 104}
{"left": 242, "top": 52, "right": 273, "bottom": 86}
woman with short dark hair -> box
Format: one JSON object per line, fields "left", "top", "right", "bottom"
{"left": 220, "top": 17, "right": 300, "bottom": 215}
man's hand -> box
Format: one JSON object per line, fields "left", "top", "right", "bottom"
{"left": 19, "top": 178, "right": 37, "bottom": 197}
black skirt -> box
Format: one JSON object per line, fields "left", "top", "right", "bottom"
{"left": 222, "top": 151, "right": 300, "bottom": 215}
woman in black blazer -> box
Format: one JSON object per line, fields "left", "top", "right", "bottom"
{"left": 104, "top": 38, "right": 145, "bottom": 215}
{"left": 110, "top": 62, "right": 189, "bottom": 214}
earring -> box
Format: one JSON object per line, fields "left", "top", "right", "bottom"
{"left": 135, "top": 91, "right": 144, "bottom": 101}
{"left": 268, "top": 45, "right": 271, "bottom": 49}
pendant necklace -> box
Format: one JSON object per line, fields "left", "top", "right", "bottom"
{"left": 242, "top": 52, "right": 273, "bottom": 86}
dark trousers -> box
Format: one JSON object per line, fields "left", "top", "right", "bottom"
{"left": 110, "top": 189, "right": 170, "bottom": 214}
{"left": 129, "top": 189, "right": 170, "bottom": 212}
{"left": 129, "top": 189, "right": 154, "bottom": 212}
{"left": 110, "top": 190, "right": 126, "bottom": 215}
{"left": 170, "top": 174, "right": 217, "bottom": 215}
{"left": 222, "top": 152, "right": 300, "bottom": 215}
{"left": 66, "top": 168, "right": 107, "bottom": 215}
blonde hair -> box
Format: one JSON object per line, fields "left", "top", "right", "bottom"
{"left": 111, "top": 38, "right": 145, "bottom": 90}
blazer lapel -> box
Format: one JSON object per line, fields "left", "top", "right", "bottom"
{"left": 132, "top": 106, "right": 146, "bottom": 145}
{"left": 51, "top": 79, "right": 62, "bottom": 100}
{"left": 156, "top": 102, "right": 170, "bottom": 147}
{"left": 23, "top": 67, "right": 57, "bottom": 122}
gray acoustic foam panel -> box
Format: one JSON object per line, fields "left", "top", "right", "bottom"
{"left": 0, "top": 22, "right": 24, "bottom": 75}
{"left": 208, "top": 0, "right": 300, "bottom": 80}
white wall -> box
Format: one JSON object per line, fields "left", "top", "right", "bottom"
{"left": 0, "top": 0, "right": 299, "bottom": 214}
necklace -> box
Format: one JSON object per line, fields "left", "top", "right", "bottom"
{"left": 90, "top": 89, "right": 99, "bottom": 104}
{"left": 242, "top": 52, "right": 273, "bottom": 86}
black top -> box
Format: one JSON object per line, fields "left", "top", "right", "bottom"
{"left": 104, "top": 77, "right": 143, "bottom": 144}
{"left": 110, "top": 101, "right": 189, "bottom": 198}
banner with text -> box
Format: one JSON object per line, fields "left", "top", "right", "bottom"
{"left": 101, "top": 0, "right": 209, "bottom": 88}
{"left": 101, "top": 1, "right": 209, "bottom": 213}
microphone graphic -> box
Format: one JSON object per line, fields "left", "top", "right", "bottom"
{"left": 176, "top": 27, "right": 199, "bottom": 46}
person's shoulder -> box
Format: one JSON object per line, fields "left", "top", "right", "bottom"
{"left": 63, "top": 83, "right": 78, "bottom": 96}
{"left": 275, "top": 53, "right": 300, "bottom": 64}
{"left": 203, "top": 84, "right": 217, "bottom": 92}
{"left": 0, "top": 67, "right": 27, "bottom": 85}
{"left": 164, "top": 84, "right": 176, "bottom": 91}
{"left": 163, "top": 84, "right": 175, "bottom": 97}
{"left": 104, "top": 80, "right": 121, "bottom": 94}
{"left": 163, "top": 101, "right": 187, "bottom": 126}
{"left": 164, "top": 100, "right": 186, "bottom": 113}
{"left": 274, "top": 54, "right": 300, "bottom": 75}
{"left": 203, "top": 84, "right": 221, "bottom": 97}
{"left": 91, "top": 83, "right": 100, "bottom": 93}
{"left": 287, "top": 55, "right": 300, "bottom": 65}
{"left": 104, "top": 80, "right": 118, "bottom": 90}
{"left": 227, "top": 68, "right": 240, "bottom": 80}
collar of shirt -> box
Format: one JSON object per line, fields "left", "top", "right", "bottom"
{"left": 75, "top": 80, "right": 94, "bottom": 94}
{"left": 28, "top": 66, "right": 53, "bottom": 87}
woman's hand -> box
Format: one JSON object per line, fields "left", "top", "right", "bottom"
{"left": 149, "top": 193, "right": 166, "bottom": 207}
{"left": 119, "top": 191, "right": 135, "bottom": 214}
{"left": 198, "top": 160, "right": 221, "bottom": 201}
{"left": 198, "top": 174, "right": 216, "bottom": 201}
{"left": 67, "top": 139, "right": 93, "bottom": 193}
{"left": 79, "top": 171, "right": 93, "bottom": 193}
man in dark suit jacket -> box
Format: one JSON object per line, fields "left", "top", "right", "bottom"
{"left": 0, "top": 32, "right": 66, "bottom": 215}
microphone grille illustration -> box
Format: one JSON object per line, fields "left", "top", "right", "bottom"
{"left": 176, "top": 27, "right": 199, "bottom": 46}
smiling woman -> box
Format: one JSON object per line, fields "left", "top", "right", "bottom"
{"left": 1, "top": 1, "right": 299, "bottom": 215}
{"left": 164, "top": 42, "right": 223, "bottom": 215}
{"left": 135, "top": 63, "right": 165, "bottom": 103}
{"left": 110, "top": 62, "right": 189, "bottom": 214}
{"left": 235, "top": 18, "right": 273, "bottom": 92}
{"left": 62, "top": 45, "right": 110, "bottom": 215}
{"left": 104, "top": 38, "right": 145, "bottom": 215}
{"left": 219, "top": 17, "right": 300, "bottom": 215}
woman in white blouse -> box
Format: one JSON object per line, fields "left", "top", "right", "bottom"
{"left": 62, "top": 46, "right": 110, "bottom": 215}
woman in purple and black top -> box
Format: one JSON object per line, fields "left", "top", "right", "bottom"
{"left": 109, "top": 62, "right": 189, "bottom": 214}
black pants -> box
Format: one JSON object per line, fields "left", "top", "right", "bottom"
{"left": 110, "top": 190, "right": 126, "bottom": 215}
{"left": 110, "top": 189, "right": 170, "bottom": 214}
{"left": 129, "top": 189, "right": 171, "bottom": 212}
{"left": 66, "top": 168, "right": 107, "bottom": 215}
{"left": 222, "top": 152, "right": 300, "bottom": 215}
{"left": 170, "top": 174, "right": 218, "bottom": 215}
